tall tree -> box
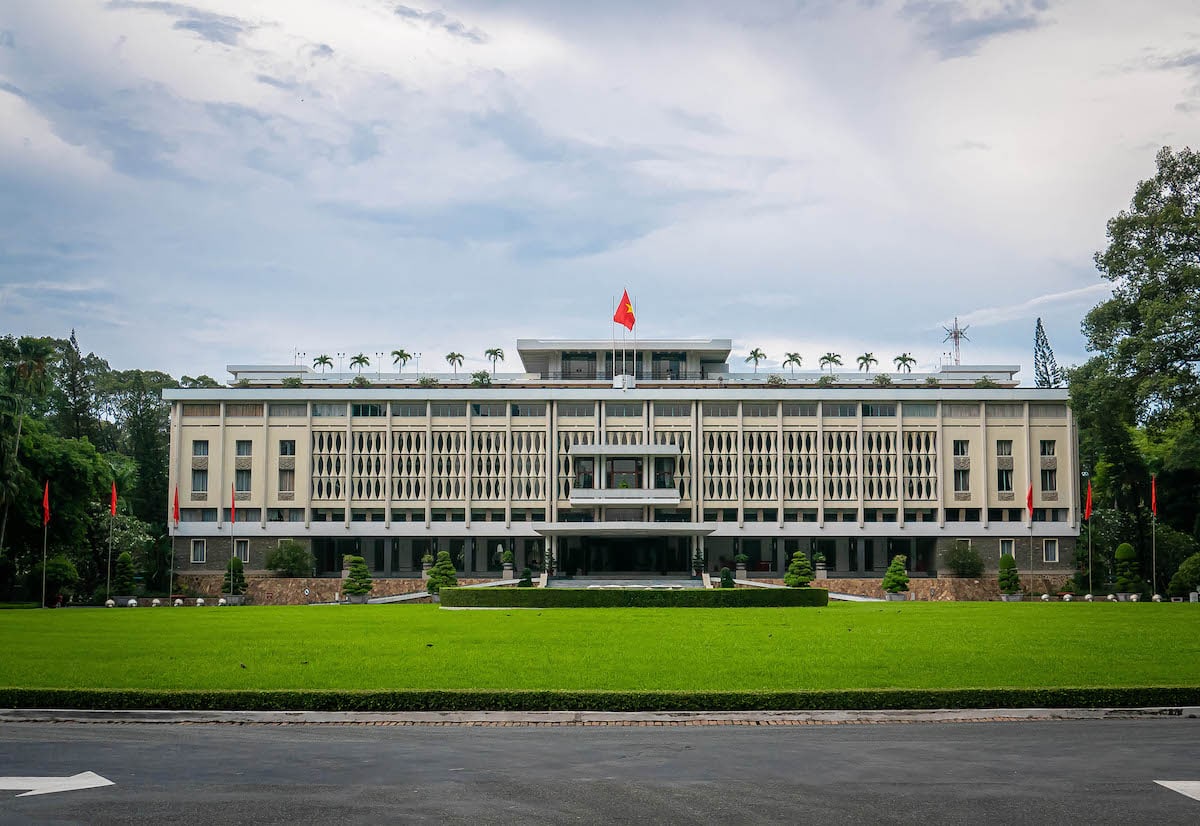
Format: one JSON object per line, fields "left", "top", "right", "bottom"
{"left": 485, "top": 348, "right": 505, "bottom": 375}
{"left": 782, "top": 353, "right": 802, "bottom": 375}
{"left": 390, "top": 350, "right": 411, "bottom": 372}
{"left": 1033, "top": 317, "right": 1062, "bottom": 388}
{"left": 819, "top": 353, "right": 842, "bottom": 375}
{"left": 313, "top": 354, "right": 333, "bottom": 373}
{"left": 50, "top": 331, "right": 108, "bottom": 442}
{"left": 445, "top": 352, "right": 464, "bottom": 374}
{"left": 745, "top": 348, "right": 766, "bottom": 373}
{"left": 350, "top": 353, "right": 370, "bottom": 374}
{"left": 893, "top": 353, "right": 916, "bottom": 373}
{"left": 856, "top": 352, "right": 877, "bottom": 374}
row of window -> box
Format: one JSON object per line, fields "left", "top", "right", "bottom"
{"left": 193, "top": 439, "right": 296, "bottom": 457}
{"left": 952, "top": 439, "right": 1056, "bottom": 457}
{"left": 953, "top": 468, "right": 1057, "bottom": 494}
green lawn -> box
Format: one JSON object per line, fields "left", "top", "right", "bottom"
{"left": 2, "top": 603, "right": 1198, "bottom": 693}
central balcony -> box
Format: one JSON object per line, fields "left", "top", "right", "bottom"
{"left": 567, "top": 443, "right": 682, "bottom": 507}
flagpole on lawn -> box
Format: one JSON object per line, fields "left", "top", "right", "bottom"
{"left": 41, "top": 520, "right": 48, "bottom": 609}
{"left": 1087, "top": 512, "right": 1093, "bottom": 596}
{"left": 106, "top": 508, "right": 113, "bottom": 602}
{"left": 229, "top": 484, "right": 235, "bottom": 602}
{"left": 1152, "top": 511, "right": 1157, "bottom": 597}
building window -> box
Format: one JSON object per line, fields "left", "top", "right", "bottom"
{"left": 782, "top": 402, "right": 818, "bottom": 417}
{"left": 1043, "top": 538, "right": 1059, "bottom": 563}
{"left": 268, "top": 403, "right": 306, "bottom": 417}
{"left": 1030, "top": 404, "right": 1066, "bottom": 418}
{"left": 511, "top": 403, "right": 546, "bottom": 417}
{"left": 1040, "top": 440, "right": 1056, "bottom": 456}
{"left": 192, "top": 469, "right": 208, "bottom": 492}
{"left": 279, "top": 439, "right": 296, "bottom": 456}
{"left": 653, "top": 402, "right": 691, "bottom": 417}
{"left": 606, "top": 402, "right": 643, "bottom": 417}
{"left": 279, "top": 468, "right": 295, "bottom": 493}
{"left": 1000, "top": 538, "right": 1014, "bottom": 559}
{"left": 953, "top": 469, "right": 970, "bottom": 492}
{"left": 825, "top": 403, "right": 858, "bottom": 417}
{"left": 702, "top": 403, "right": 737, "bottom": 417}
{"left": 557, "top": 402, "right": 594, "bottom": 417}
{"left": 236, "top": 539, "right": 249, "bottom": 563}
{"left": 861, "top": 403, "right": 896, "bottom": 417}
{"left": 953, "top": 440, "right": 969, "bottom": 456}
{"left": 902, "top": 402, "right": 936, "bottom": 418}
{"left": 471, "top": 403, "right": 505, "bottom": 417}
{"left": 191, "top": 539, "right": 206, "bottom": 564}
{"left": 391, "top": 402, "right": 426, "bottom": 417}
{"left": 996, "top": 440, "right": 1012, "bottom": 457}
{"left": 181, "top": 403, "right": 220, "bottom": 417}
{"left": 312, "top": 403, "right": 347, "bottom": 417}
{"left": 743, "top": 403, "right": 777, "bottom": 418}
{"left": 996, "top": 468, "right": 1013, "bottom": 493}
{"left": 430, "top": 403, "right": 466, "bottom": 417}
{"left": 944, "top": 404, "right": 980, "bottom": 418}
{"left": 986, "top": 403, "right": 1023, "bottom": 418}
{"left": 351, "top": 403, "right": 385, "bottom": 417}
{"left": 192, "top": 440, "right": 209, "bottom": 457}
{"left": 235, "top": 468, "right": 252, "bottom": 493}
{"left": 1041, "top": 468, "right": 1057, "bottom": 492}
{"left": 226, "top": 403, "right": 263, "bottom": 417}
{"left": 235, "top": 440, "right": 252, "bottom": 457}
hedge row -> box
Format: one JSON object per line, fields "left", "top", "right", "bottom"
{"left": 1, "top": 686, "right": 1198, "bottom": 712}
{"left": 438, "top": 587, "right": 830, "bottom": 608}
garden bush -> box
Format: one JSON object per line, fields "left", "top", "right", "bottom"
{"left": 719, "top": 567, "right": 735, "bottom": 588}
{"left": 1113, "top": 543, "right": 1143, "bottom": 594}
{"left": 998, "top": 553, "right": 1021, "bottom": 594}
{"left": 1167, "top": 552, "right": 1200, "bottom": 598}
{"left": 26, "top": 555, "right": 79, "bottom": 606}
{"left": 425, "top": 551, "right": 458, "bottom": 594}
{"left": 265, "top": 540, "right": 314, "bottom": 577}
{"left": 438, "top": 587, "right": 830, "bottom": 608}
{"left": 222, "top": 557, "right": 247, "bottom": 596}
{"left": 944, "top": 540, "right": 984, "bottom": 578}
{"left": 343, "top": 556, "right": 373, "bottom": 597}
{"left": 881, "top": 555, "right": 910, "bottom": 593}
{"left": 784, "top": 551, "right": 814, "bottom": 588}
{"left": 112, "top": 551, "right": 136, "bottom": 595}
{"left": 517, "top": 567, "right": 533, "bottom": 587}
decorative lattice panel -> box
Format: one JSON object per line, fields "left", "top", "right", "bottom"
{"left": 604, "top": 430, "right": 644, "bottom": 446}
{"left": 703, "top": 430, "right": 737, "bottom": 501}
{"left": 742, "top": 430, "right": 777, "bottom": 501}
{"left": 863, "top": 430, "right": 897, "bottom": 500}
{"left": 311, "top": 430, "right": 345, "bottom": 500}
{"left": 351, "top": 430, "right": 387, "bottom": 500}
{"left": 783, "top": 430, "right": 818, "bottom": 500}
{"left": 904, "top": 430, "right": 938, "bottom": 500}
{"left": 391, "top": 431, "right": 424, "bottom": 501}
{"left": 471, "top": 430, "right": 507, "bottom": 501}
{"left": 823, "top": 430, "right": 858, "bottom": 501}
{"left": 557, "top": 430, "right": 595, "bottom": 499}
{"left": 431, "top": 430, "right": 466, "bottom": 500}
{"left": 652, "top": 430, "right": 692, "bottom": 499}
{"left": 510, "top": 430, "right": 546, "bottom": 501}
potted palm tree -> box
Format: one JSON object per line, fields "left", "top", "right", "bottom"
{"left": 501, "top": 546, "right": 515, "bottom": 580}
{"left": 881, "top": 555, "right": 909, "bottom": 600}
{"left": 998, "top": 553, "right": 1022, "bottom": 601}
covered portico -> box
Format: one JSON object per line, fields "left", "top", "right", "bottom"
{"left": 535, "top": 523, "right": 714, "bottom": 576}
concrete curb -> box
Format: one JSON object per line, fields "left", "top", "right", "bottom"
{"left": 2, "top": 707, "right": 1197, "bottom": 726}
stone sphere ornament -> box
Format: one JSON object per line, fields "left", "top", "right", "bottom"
{"left": 127, "top": 598, "right": 138, "bottom": 608}
{"left": 174, "top": 599, "right": 183, "bottom": 607}
{"left": 218, "top": 598, "right": 227, "bottom": 606}
{"left": 1041, "top": 594, "right": 1050, "bottom": 602}
{"left": 1063, "top": 594, "right": 1072, "bottom": 602}
{"left": 105, "top": 599, "right": 115, "bottom": 608}
{"left": 151, "top": 598, "right": 161, "bottom": 607}
{"left": 1131, "top": 594, "right": 1140, "bottom": 602}
{"left": 1152, "top": 594, "right": 1162, "bottom": 602}
{"left": 1107, "top": 594, "right": 1117, "bottom": 602}
{"left": 196, "top": 598, "right": 205, "bottom": 606}
{"left": 1085, "top": 593, "right": 1093, "bottom": 601}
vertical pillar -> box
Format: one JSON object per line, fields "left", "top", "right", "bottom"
{"left": 343, "top": 406, "right": 352, "bottom": 528}
{"left": 979, "top": 401, "right": 989, "bottom": 529}
{"left": 303, "top": 401, "right": 313, "bottom": 528}
{"left": 385, "top": 401, "right": 393, "bottom": 529}
{"left": 465, "top": 402, "right": 473, "bottom": 527}
{"left": 736, "top": 400, "right": 744, "bottom": 527}
{"left": 424, "top": 403, "right": 432, "bottom": 531}
{"left": 260, "top": 404, "right": 269, "bottom": 530}
{"left": 816, "top": 401, "right": 825, "bottom": 526}
{"left": 504, "top": 401, "right": 513, "bottom": 528}
{"left": 856, "top": 405, "right": 864, "bottom": 527}
{"left": 214, "top": 401, "right": 226, "bottom": 530}
{"left": 896, "top": 405, "right": 905, "bottom": 528}
{"left": 936, "top": 400, "right": 945, "bottom": 528}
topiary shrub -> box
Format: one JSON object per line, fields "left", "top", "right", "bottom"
{"left": 343, "top": 555, "right": 373, "bottom": 597}
{"left": 517, "top": 567, "right": 533, "bottom": 587}
{"left": 265, "top": 539, "right": 314, "bottom": 577}
{"left": 998, "top": 553, "right": 1021, "bottom": 594}
{"left": 222, "top": 556, "right": 247, "bottom": 596}
{"left": 1167, "top": 552, "right": 1200, "bottom": 598}
{"left": 719, "top": 567, "right": 735, "bottom": 588}
{"left": 501, "top": 549, "right": 514, "bottom": 565}
{"left": 28, "top": 555, "right": 80, "bottom": 606}
{"left": 881, "top": 555, "right": 910, "bottom": 593}
{"left": 426, "top": 550, "right": 458, "bottom": 594}
{"left": 944, "top": 540, "right": 984, "bottom": 578}
{"left": 1113, "top": 543, "right": 1141, "bottom": 593}
{"left": 112, "top": 551, "right": 136, "bottom": 595}
{"left": 734, "top": 553, "right": 749, "bottom": 565}
{"left": 784, "top": 551, "right": 814, "bottom": 588}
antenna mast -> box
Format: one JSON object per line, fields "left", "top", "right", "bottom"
{"left": 942, "top": 317, "right": 970, "bottom": 365}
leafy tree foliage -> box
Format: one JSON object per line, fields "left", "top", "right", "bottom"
{"left": 784, "top": 551, "right": 813, "bottom": 588}
{"left": 425, "top": 550, "right": 458, "bottom": 594}
{"left": 223, "top": 556, "right": 248, "bottom": 596}
{"left": 998, "top": 553, "right": 1021, "bottom": 595}
{"left": 266, "top": 540, "right": 314, "bottom": 577}
{"left": 1033, "top": 317, "right": 1062, "bottom": 388}
{"left": 28, "top": 555, "right": 79, "bottom": 606}
{"left": 945, "top": 540, "right": 984, "bottom": 577}
{"left": 112, "top": 551, "right": 136, "bottom": 595}
{"left": 881, "top": 555, "right": 910, "bottom": 593}
{"left": 1167, "top": 552, "right": 1200, "bottom": 597}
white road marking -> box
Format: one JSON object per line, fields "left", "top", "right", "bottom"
{"left": 1156, "top": 781, "right": 1200, "bottom": 802}
{"left": 0, "top": 771, "right": 115, "bottom": 797}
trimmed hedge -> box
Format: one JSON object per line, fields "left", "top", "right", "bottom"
{"left": 1, "top": 686, "right": 1197, "bottom": 712}
{"left": 439, "top": 587, "right": 829, "bottom": 608}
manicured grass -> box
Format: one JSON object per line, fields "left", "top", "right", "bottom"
{"left": 1, "top": 603, "right": 1197, "bottom": 694}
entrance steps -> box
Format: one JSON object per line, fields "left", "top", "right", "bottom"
{"left": 548, "top": 576, "right": 706, "bottom": 590}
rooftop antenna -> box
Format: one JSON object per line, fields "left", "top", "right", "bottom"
{"left": 942, "top": 317, "right": 970, "bottom": 366}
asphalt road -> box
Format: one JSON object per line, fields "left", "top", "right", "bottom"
{"left": 1, "top": 719, "right": 1198, "bottom": 824}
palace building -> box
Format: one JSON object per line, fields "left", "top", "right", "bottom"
{"left": 164, "top": 337, "right": 1078, "bottom": 582}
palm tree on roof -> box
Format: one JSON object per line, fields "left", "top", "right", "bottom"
{"left": 819, "top": 353, "right": 842, "bottom": 375}
{"left": 445, "top": 352, "right": 464, "bottom": 375}
{"left": 745, "top": 348, "right": 767, "bottom": 373}
{"left": 485, "top": 347, "right": 505, "bottom": 375}
{"left": 893, "top": 353, "right": 916, "bottom": 373}
{"left": 391, "top": 350, "right": 412, "bottom": 372}
{"left": 313, "top": 354, "right": 333, "bottom": 373}
{"left": 350, "top": 353, "right": 370, "bottom": 374}
{"left": 856, "top": 352, "right": 878, "bottom": 374}
{"left": 782, "top": 353, "right": 802, "bottom": 375}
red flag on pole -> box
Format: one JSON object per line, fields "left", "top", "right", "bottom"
{"left": 42, "top": 480, "right": 50, "bottom": 526}
{"left": 230, "top": 483, "right": 236, "bottom": 524}
{"left": 173, "top": 486, "right": 180, "bottom": 526}
{"left": 1026, "top": 482, "right": 1034, "bottom": 519}
{"left": 1084, "top": 480, "right": 1093, "bottom": 521}
{"left": 612, "top": 289, "right": 635, "bottom": 330}
{"left": 1151, "top": 475, "right": 1157, "bottom": 516}
{"left": 110, "top": 481, "right": 118, "bottom": 517}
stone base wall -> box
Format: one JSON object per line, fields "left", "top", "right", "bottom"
{"left": 173, "top": 574, "right": 490, "bottom": 604}
{"left": 760, "top": 574, "right": 1076, "bottom": 601}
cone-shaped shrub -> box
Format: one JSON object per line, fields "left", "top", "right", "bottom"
{"left": 222, "top": 556, "right": 247, "bottom": 596}
{"left": 112, "top": 551, "right": 136, "bottom": 595}
{"left": 998, "top": 553, "right": 1020, "bottom": 594}
{"left": 343, "top": 555, "right": 373, "bottom": 597}
{"left": 881, "top": 555, "right": 910, "bottom": 593}
{"left": 719, "top": 567, "right": 735, "bottom": 588}
{"left": 426, "top": 551, "right": 458, "bottom": 594}
{"left": 784, "top": 551, "right": 814, "bottom": 588}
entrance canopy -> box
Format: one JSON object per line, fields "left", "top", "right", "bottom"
{"left": 535, "top": 522, "right": 714, "bottom": 538}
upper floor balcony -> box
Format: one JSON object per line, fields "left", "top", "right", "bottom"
{"left": 567, "top": 443, "right": 682, "bottom": 507}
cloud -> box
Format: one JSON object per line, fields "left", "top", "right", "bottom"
{"left": 106, "top": 1, "right": 252, "bottom": 46}
{"left": 393, "top": 5, "right": 489, "bottom": 44}
{"left": 941, "top": 283, "right": 1113, "bottom": 329}
{"left": 1145, "top": 49, "right": 1200, "bottom": 112}
{"left": 900, "top": 0, "right": 1052, "bottom": 59}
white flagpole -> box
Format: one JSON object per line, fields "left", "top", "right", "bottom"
{"left": 41, "top": 521, "right": 48, "bottom": 608}
{"left": 1087, "top": 512, "right": 1093, "bottom": 596}
{"left": 106, "top": 511, "right": 113, "bottom": 602}
{"left": 1152, "top": 512, "right": 1157, "bottom": 597}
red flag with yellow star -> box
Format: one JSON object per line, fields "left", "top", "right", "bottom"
{"left": 613, "top": 289, "right": 635, "bottom": 330}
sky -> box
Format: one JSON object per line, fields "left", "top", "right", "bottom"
{"left": 1, "top": 0, "right": 1197, "bottom": 383}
